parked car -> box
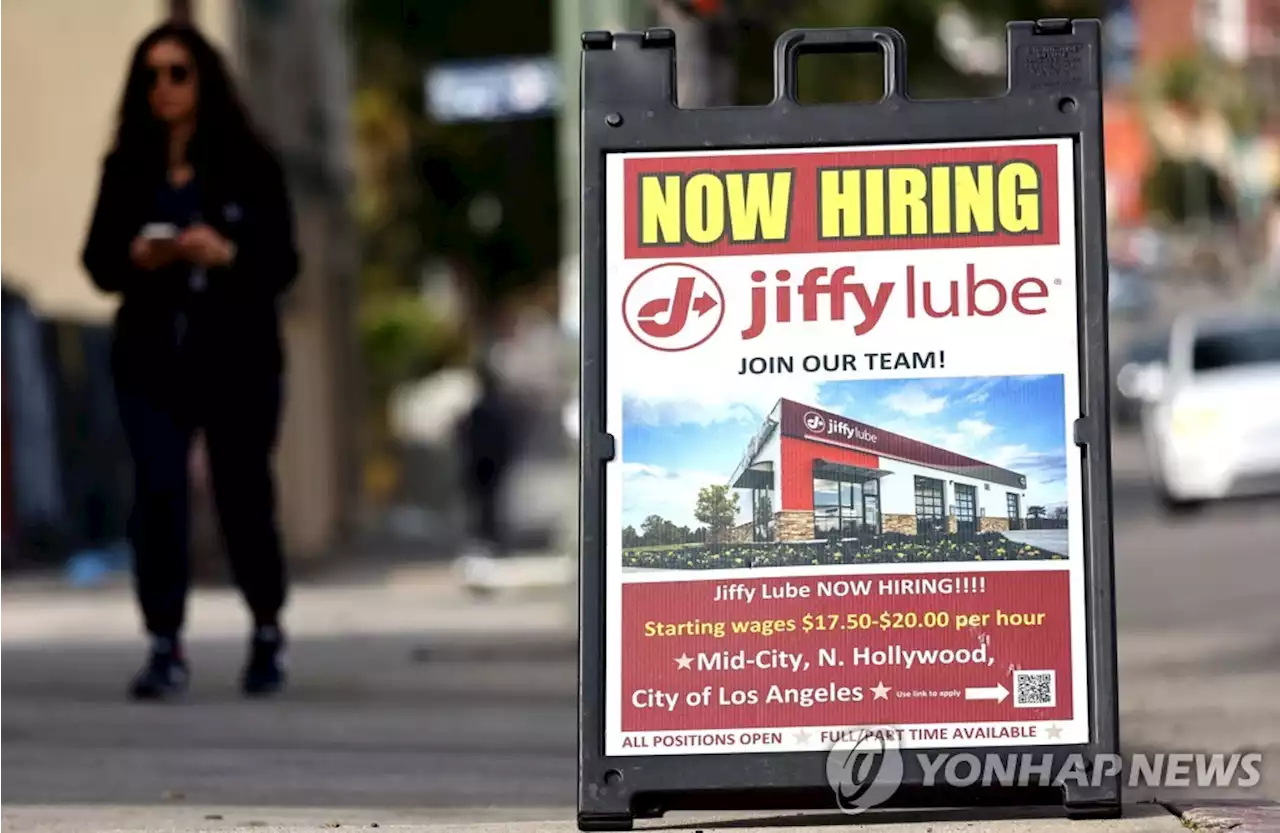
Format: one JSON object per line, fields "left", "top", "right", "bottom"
{"left": 1135, "top": 311, "right": 1280, "bottom": 512}
{"left": 1112, "top": 329, "right": 1168, "bottom": 427}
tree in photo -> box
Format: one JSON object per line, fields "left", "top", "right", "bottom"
{"left": 695, "top": 484, "right": 740, "bottom": 544}
{"left": 638, "top": 514, "right": 688, "bottom": 547}
{"left": 639, "top": 514, "right": 666, "bottom": 546}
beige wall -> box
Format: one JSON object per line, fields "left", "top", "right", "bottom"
{"left": 1, "top": 0, "right": 237, "bottom": 321}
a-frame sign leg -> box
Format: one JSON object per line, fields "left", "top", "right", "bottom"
{"left": 1063, "top": 772, "right": 1123, "bottom": 820}
{"left": 576, "top": 813, "right": 634, "bottom": 832}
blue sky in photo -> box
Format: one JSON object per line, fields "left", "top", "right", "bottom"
{"left": 620, "top": 375, "right": 1069, "bottom": 529}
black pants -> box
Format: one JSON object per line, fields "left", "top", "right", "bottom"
{"left": 460, "top": 391, "right": 517, "bottom": 553}
{"left": 117, "top": 376, "right": 285, "bottom": 638}
{"left": 466, "top": 458, "right": 504, "bottom": 551}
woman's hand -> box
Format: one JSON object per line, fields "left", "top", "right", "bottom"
{"left": 129, "top": 235, "right": 178, "bottom": 271}
{"left": 177, "top": 224, "right": 236, "bottom": 267}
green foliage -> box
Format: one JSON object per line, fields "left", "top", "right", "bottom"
{"left": 1222, "top": 95, "right": 1266, "bottom": 139}
{"left": 358, "top": 293, "right": 470, "bottom": 399}
{"left": 695, "top": 484, "right": 740, "bottom": 542}
{"left": 622, "top": 532, "right": 1061, "bottom": 569}
{"left": 350, "top": 0, "right": 1109, "bottom": 309}
{"left": 1156, "top": 56, "right": 1204, "bottom": 108}
{"left": 350, "top": 0, "right": 559, "bottom": 309}
{"left": 1142, "top": 51, "right": 1267, "bottom": 138}
{"left": 1141, "top": 155, "right": 1235, "bottom": 224}
{"left": 633, "top": 515, "right": 703, "bottom": 547}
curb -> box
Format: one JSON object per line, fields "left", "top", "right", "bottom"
{"left": 1162, "top": 800, "right": 1280, "bottom": 832}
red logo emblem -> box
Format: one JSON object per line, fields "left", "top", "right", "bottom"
{"left": 622, "top": 262, "right": 724, "bottom": 352}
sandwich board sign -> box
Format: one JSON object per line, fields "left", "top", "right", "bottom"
{"left": 577, "top": 21, "right": 1119, "bottom": 831}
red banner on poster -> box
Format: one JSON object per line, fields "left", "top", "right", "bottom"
{"left": 621, "top": 570, "right": 1072, "bottom": 735}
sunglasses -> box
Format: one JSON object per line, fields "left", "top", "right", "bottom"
{"left": 145, "top": 63, "right": 192, "bottom": 88}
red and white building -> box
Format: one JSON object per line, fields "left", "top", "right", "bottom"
{"left": 728, "top": 399, "right": 1029, "bottom": 543}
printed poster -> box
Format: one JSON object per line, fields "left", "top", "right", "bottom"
{"left": 603, "top": 139, "right": 1089, "bottom": 756}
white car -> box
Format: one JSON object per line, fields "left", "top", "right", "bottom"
{"left": 1136, "top": 311, "right": 1280, "bottom": 511}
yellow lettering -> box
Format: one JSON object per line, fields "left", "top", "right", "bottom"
{"left": 888, "top": 168, "right": 928, "bottom": 236}
{"left": 806, "top": 158, "right": 1044, "bottom": 242}
{"left": 954, "top": 164, "right": 995, "bottom": 234}
{"left": 819, "top": 169, "right": 861, "bottom": 238}
{"left": 864, "top": 169, "right": 886, "bottom": 237}
{"left": 640, "top": 174, "right": 682, "bottom": 245}
{"left": 684, "top": 173, "right": 724, "bottom": 244}
{"left": 998, "top": 161, "right": 1040, "bottom": 233}
{"left": 930, "top": 166, "right": 952, "bottom": 234}
{"left": 726, "top": 171, "right": 792, "bottom": 242}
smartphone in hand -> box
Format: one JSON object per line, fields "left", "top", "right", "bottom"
{"left": 141, "top": 223, "right": 179, "bottom": 241}
{"left": 133, "top": 223, "right": 180, "bottom": 270}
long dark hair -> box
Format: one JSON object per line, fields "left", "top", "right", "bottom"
{"left": 109, "top": 22, "right": 264, "bottom": 173}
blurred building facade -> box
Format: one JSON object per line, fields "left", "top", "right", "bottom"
{"left": 234, "top": 0, "right": 361, "bottom": 561}
{"left": 1, "top": 0, "right": 358, "bottom": 565}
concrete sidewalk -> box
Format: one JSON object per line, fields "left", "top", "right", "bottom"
{"left": 0, "top": 802, "right": 1199, "bottom": 833}
{"left": 1, "top": 563, "right": 576, "bottom": 646}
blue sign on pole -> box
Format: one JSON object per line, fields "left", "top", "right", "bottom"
{"left": 424, "top": 57, "right": 561, "bottom": 123}
{"left": 1102, "top": 0, "right": 1136, "bottom": 87}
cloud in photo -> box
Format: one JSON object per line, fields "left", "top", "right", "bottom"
{"left": 620, "top": 462, "right": 733, "bottom": 530}
{"left": 621, "top": 370, "right": 823, "bottom": 429}
{"left": 882, "top": 384, "right": 948, "bottom": 417}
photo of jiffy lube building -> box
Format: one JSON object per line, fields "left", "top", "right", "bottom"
{"left": 728, "top": 399, "right": 1030, "bottom": 542}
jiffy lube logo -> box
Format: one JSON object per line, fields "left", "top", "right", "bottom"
{"left": 623, "top": 262, "right": 1059, "bottom": 351}
{"left": 804, "top": 410, "right": 878, "bottom": 445}
{"left": 622, "top": 262, "right": 725, "bottom": 352}
{"left": 825, "top": 728, "right": 906, "bottom": 814}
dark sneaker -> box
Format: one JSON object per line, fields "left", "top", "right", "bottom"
{"left": 128, "top": 637, "right": 189, "bottom": 701}
{"left": 242, "top": 626, "right": 286, "bottom": 696}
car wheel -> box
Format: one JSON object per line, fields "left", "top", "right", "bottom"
{"left": 463, "top": 583, "right": 498, "bottom": 600}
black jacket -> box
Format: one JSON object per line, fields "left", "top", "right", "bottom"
{"left": 81, "top": 144, "right": 300, "bottom": 394}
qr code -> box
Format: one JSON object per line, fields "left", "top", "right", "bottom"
{"left": 1013, "top": 670, "right": 1056, "bottom": 708}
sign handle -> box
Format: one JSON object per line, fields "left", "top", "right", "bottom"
{"left": 772, "top": 27, "right": 909, "bottom": 104}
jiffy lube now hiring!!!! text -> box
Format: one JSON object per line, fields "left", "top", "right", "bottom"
{"left": 623, "top": 143, "right": 1062, "bottom": 341}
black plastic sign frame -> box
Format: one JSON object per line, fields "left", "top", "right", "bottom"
{"left": 578, "top": 20, "right": 1118, "bottom": 831}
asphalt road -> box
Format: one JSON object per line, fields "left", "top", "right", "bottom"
{"left": 1108, "top": 429, "right": 1280, "bottom": 802}
{"left": 3, "top": 428, "right": 1278, "bottom": 817}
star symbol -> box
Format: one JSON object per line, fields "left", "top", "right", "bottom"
{"left": 1045, "top": 724, "right": 1063, "bottom": 741}
{"left": 675, "top": 654, "right": 693, "bottom": 670}
{"left": 871, "top": 681, "right": 892, "bottom": 700}
{"left": 793, "top": 728, "right": 813, "bottom": 744}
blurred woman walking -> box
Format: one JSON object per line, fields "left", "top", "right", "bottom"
{"left": 82, "top": 22, "right": 299, "bottom": 700}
